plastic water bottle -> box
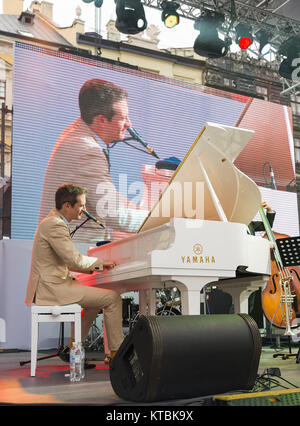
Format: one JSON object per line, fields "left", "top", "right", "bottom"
{"left": 70, "top": 342, "right": 85, "bottom": 382}
{"left": 80, "top": 343, "right": 85, "bottom": 380}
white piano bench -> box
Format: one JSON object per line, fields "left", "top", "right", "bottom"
{"left": 30, "top": 304, "right": 82, "bottom": 377}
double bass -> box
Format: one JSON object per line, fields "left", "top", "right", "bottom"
{"left": 259, "top": 206, "right": 300, "bottom": 334}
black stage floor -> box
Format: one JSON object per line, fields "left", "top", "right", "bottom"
{"left": 1, "top": 344, "right": 300, "bottom": 407}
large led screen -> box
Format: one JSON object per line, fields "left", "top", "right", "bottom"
{"left": 12, "top": 42, "right": 299, "bottom": 243}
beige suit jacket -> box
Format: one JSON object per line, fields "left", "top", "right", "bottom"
{"left": 25, "top": 209, "right": 103, "bottom": 306}
{"left": 38, "top": 118, "right": 147, "bottom": 243}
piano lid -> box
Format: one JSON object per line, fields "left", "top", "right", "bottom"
{"left": 139, "top": 122, "right": 261, "bottom": 233}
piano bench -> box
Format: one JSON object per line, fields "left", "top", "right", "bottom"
{"left": 29, "top": 304, "right": 82, "bottom": 377}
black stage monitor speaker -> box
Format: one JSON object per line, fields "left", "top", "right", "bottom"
{"left": 110, "top": 314, "right": 261, "bottom": 402}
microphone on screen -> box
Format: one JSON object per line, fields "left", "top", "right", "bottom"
{"left": 127, "top": 127, "right": 159, "bottom": 159}
{"left": 83, "top": 210, "right": 105, "bottom": 229}
{"left": 269, "top": 164, "right": 277, "bottom": 190}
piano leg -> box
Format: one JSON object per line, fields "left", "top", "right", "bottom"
{"left": 139, "top": 289, "right": 148, "bottom": 315}
{"left": 180, "top": 289, "right": 201, "bottom": 315}
{"left": 225, "top": 288, "right": 253, "bottom": 314}
{"left": 217, "top": 275, "right": 269, "bottom": 314}
{"left": 150, "top": 289, "right": 157, "bottom": 315}
{"left": 167, "top": 276, "right": 216, "bottom": 316}
{"left": 138, "top": 289, "right": 157, "bottom": 316}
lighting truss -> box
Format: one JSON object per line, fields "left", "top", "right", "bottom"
{"left": 280, "top": 78, "right": 300, "bottom": 96}
{"left": 140, "top": 0, "right": 300, "bottom": 54}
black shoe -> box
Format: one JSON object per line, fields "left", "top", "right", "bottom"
{"left": 58, "top": 346, "right": 96, "bottom": 369}
{"left": 84, "top": 362, "right": 96, "bottom": 369}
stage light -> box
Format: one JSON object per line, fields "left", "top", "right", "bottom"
{"left": 193, "top": 10, "right": 230, "bottom": 59}
{"left": 278, "top": 36, "right": 300, "bottom": 80}
{"left": 279, "top": 58, "right": 295, "bottom": 80}
{"left": 115, "top": 0, "right": 147, "bottom": 35}
{"left": 82, "top": 0, "right": 103, "bottom": 5}
{"left": 161, "top": 1, "right": 180, "bottom": 29}
{"left": 235, "top": 23, "right": 253, "bottom": 49}
{"left": 255, "top": 29, "right": 272, "bottom": 55}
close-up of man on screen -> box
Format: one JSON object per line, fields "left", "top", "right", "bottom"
{"left": 38, "top": 78, "right": 148, "bottom": 243}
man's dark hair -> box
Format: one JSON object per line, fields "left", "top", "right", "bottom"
{"left": 55, "top": 183, "right": 87, "bottom": 210}
{"left": 79, "top": 78, "right": 128, "bottom": 125}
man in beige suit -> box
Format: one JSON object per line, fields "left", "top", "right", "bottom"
{"left": 38, "top": 78, "right": 148, "bottom": 243}
{"left": 26, "top": 183, "right": 124, "bottom": 365}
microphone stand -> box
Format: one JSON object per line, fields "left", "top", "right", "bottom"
{"left": 20, "top": 217, "right": 93, "bottom": 369}
{"left": 70, "top": 217, "right": 90, "bottom": 238}
{"left": 262, "top": 162, "right": 276, "bottom": 190}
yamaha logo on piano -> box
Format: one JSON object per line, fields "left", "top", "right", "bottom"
{"left": 193, "top": 244, "right": 203, "bottom": 255}
{"left": 181, "top": 243, "right": 216, "bottom": 264}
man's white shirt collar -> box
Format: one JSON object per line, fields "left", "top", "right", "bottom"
{"left": 58, "top": 212, "right": 70, "bottom": 226}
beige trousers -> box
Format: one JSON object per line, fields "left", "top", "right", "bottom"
{"left": 76, "top": 286, "right": 124, "bottom": 352}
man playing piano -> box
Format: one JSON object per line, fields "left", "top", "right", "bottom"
{"left": 38, "top": 78, "right": 148, "bottom": 243}
{"left": 26, "top": 183, "right": 124, "bottom": 367}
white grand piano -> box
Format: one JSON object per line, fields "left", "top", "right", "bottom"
{"left": 77, "top": 122, "right": 271, "bottom": 319}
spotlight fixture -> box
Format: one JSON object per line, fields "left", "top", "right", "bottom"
{"left": 235, "top": 23, "right": 253, "bottom": 49}
{"left": 115, "top": 0, "right": 147, "bottom": 35}
{"left": 82, "top": 0, "right": 103, "bottom": 6}
{"left": 278, "top": 36, "right": 300, "bottom": 80}
{"left": 255, "top": 29, "right": 272, "bottom": 55}
{"left": 193, "top": 10, "right": 230, "bottom": 59}
{"left": 161, "top": 1, "right": 180, "bottom": 29}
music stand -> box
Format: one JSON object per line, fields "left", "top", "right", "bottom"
{"left": 272, "top": 236, "right": 300, "bottom": 363}
{"left": 276, "top": 236, "right": 300, "bottom": 267}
